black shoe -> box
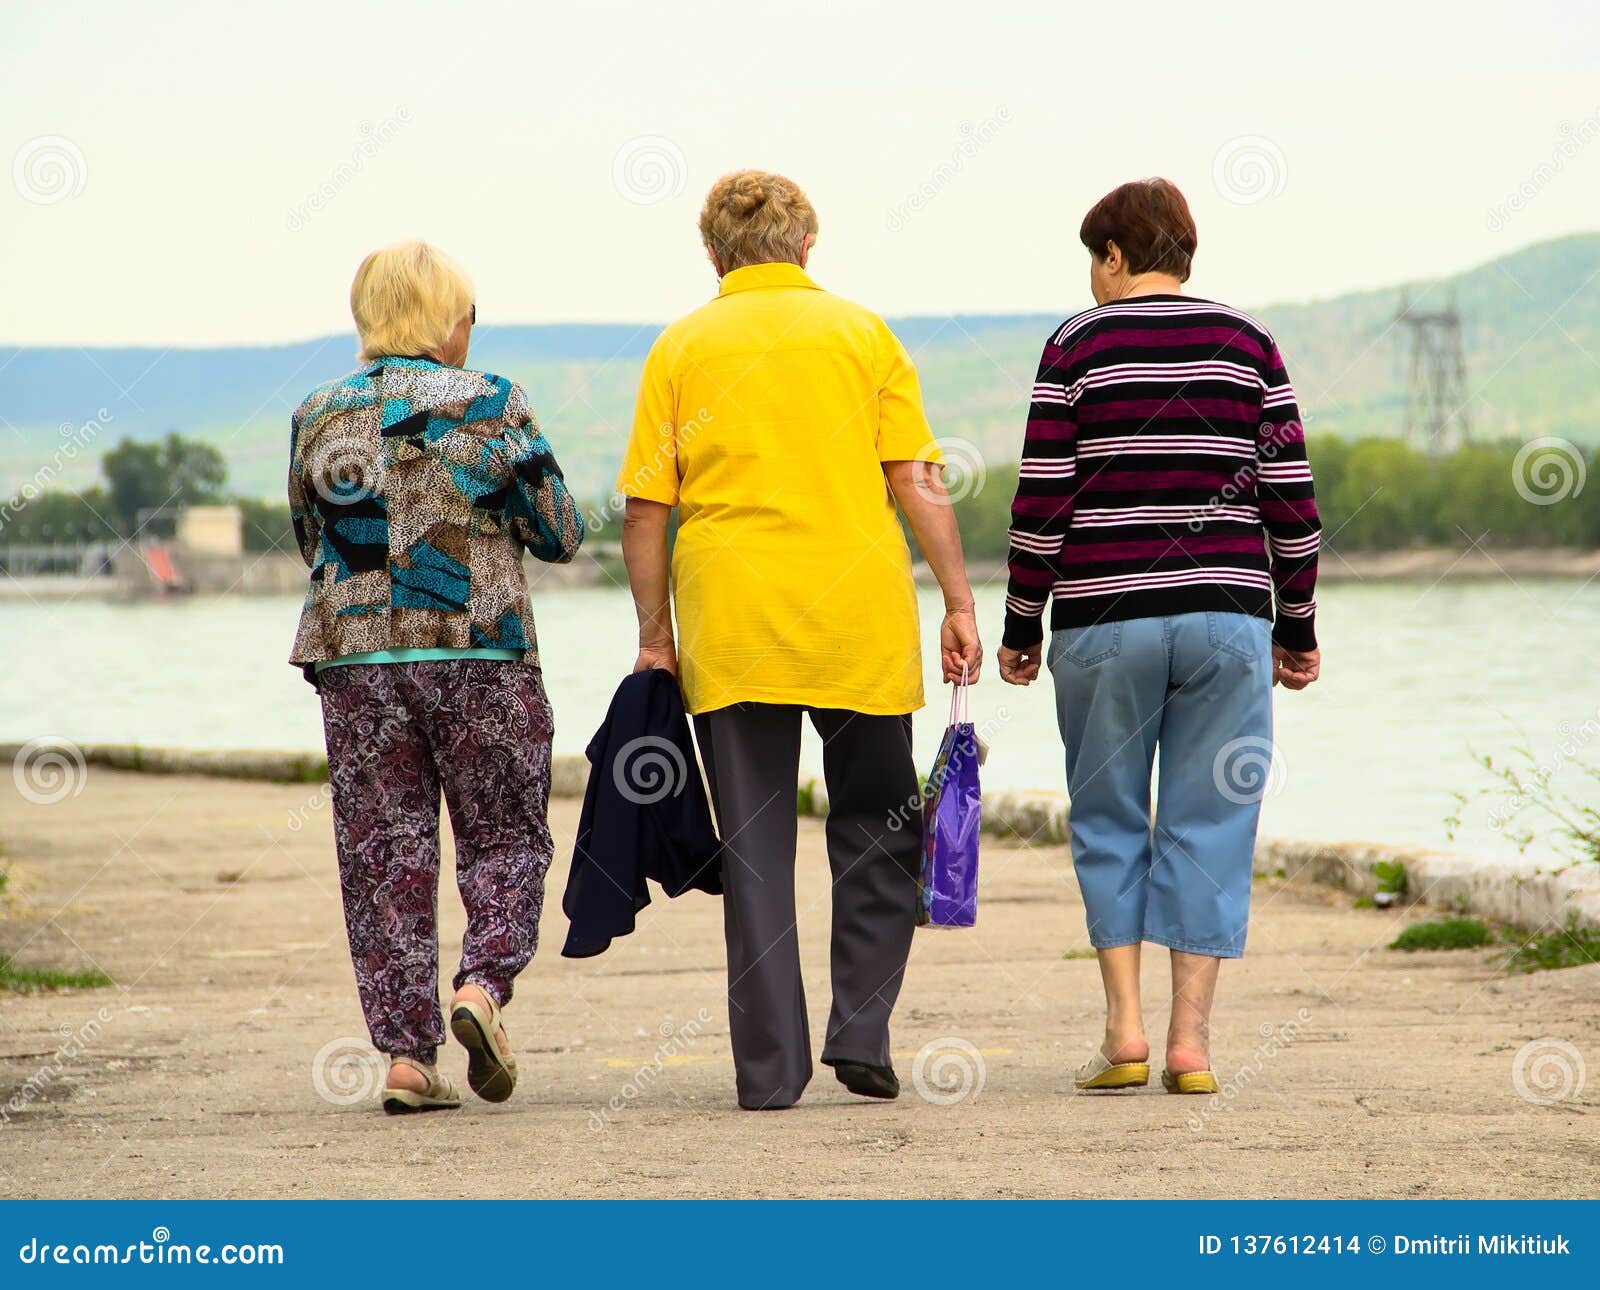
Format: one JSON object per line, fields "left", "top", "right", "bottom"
{"left": 832, "top": 1061, "right": 900, "bottom": 1100}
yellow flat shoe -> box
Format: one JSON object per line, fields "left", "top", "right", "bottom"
{"left": 1161, "top": 1068, "right": 1220, "bottom": 1095}
{"left": 1074, "top": 1051, "right": 1151, "bottom": 1091}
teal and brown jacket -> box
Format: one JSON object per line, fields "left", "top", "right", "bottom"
{"left": 288, "top": 355, "right": 583, "bottom": 676}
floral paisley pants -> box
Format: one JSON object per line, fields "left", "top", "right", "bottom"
{"left": 318, "top": 659, "right": 554, "bottom": 1063}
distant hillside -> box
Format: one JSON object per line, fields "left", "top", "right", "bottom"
{"left": 5, "top": 234, "right": 1597, "bottom": 502}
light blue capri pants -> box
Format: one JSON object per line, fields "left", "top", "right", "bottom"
{"left": 1048, "top": 610, "right": 1273, "bottom": 958}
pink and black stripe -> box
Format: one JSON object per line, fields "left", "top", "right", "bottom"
{"left": 1002, "top": 295, "right": 1321, "bottom": 653}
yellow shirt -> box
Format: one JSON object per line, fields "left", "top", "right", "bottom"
{"left": 617, "top": 262, "right": 941, "bottom": 716}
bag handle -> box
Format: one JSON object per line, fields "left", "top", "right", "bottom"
{"left": 948, "top": 659, "right": 971, "bottom": 727}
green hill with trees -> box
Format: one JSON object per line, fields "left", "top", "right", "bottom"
{"left": 4, "top": 234, "right": 1597, "bottom": 558}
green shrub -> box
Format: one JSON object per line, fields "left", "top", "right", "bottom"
{"left": 1504, "top": 924, "right": 1600, "bottom": 973}
{"left": 1371, "top": 859, "right": 1408, "bottom": 906}
{"left": 1390, "top": 918, "right": 1493, "bottom": 951}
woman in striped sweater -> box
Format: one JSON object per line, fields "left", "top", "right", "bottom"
{"left": 996, "top": 179, "right": 1322, "bottom": 1096}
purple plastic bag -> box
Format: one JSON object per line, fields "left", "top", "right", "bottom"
{"left": 917, "top": 669, "right": 981, "bottom": 928}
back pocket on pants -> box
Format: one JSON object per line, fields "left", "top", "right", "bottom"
{"left": 1055, "top": 621, "right": 1124, "bottom": 668}
{"left": 1207, "top": 611, "right": 1267, "bottom": 662}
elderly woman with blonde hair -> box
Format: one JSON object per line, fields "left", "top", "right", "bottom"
{"left": 289, "top": 241, "right": 583, "bottom": 1114}
{"left": 617, "top": 171, "right": 982, "bottom": 1110}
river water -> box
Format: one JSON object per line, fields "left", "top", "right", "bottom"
{"left": 7, "top": 579, "right": 1598, "bottom": 866}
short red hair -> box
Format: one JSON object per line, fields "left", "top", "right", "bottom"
{"left": 1079, "top": 178, "right": 1198, "bottom": 282}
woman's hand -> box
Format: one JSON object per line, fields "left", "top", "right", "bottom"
{"left": 941, "top": 605, "right": 983, "bottom": 683}
{"left": 997, "top": 643, "right": 1042, "bottom": 686}
{"left": 1272, "top": 645, "right": 1320, "bottom": 690}
{"left": 634, "top": 640, "right": 679, "bottom": 677}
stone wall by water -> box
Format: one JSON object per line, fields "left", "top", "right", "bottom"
{"left": 8, "top": 740, "right": 1594, "bottom": 934}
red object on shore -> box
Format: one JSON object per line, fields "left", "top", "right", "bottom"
{"left": 141, "top": 542, "right": 188, "bottom": 593}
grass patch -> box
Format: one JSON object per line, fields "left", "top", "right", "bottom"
{"left": 0, "top": 955, "right": 113, "bottom": 993}
{"left": 1390, "top": 917, "right": 1493, "bottom": 951}
{"left": 1503, "top": 925, "right": 1600, "bottom": 974}
{"left": 1061, "top": 948, "right": 1098, "bottom": 960}
{"left": 283, "top": 755, "right": 328, "bottom": 785}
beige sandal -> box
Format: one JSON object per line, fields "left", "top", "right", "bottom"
{"left": 381, "top": 1056, "right": 461, "bottom": 1115}
{"left": 450, "top": 990, "right": 517, "bottom": 1103}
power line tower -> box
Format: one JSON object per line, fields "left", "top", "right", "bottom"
{"left": 1394, "top": 289, "right": 1470, "bottom": 454}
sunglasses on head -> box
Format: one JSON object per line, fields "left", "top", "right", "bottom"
{"left": 469, "top": 304, "right": 476, "bottom": 326}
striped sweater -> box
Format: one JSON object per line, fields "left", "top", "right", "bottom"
{"left": 1002, "top": 294, "right": 1321, "bottom": 654}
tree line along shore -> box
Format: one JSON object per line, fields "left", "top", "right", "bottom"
{"left": 4, "top": 431, "right": 1597, "bottom": 563}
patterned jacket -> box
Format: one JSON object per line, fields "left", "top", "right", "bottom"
{"left": 288, "top": 356, "right": 583, "bottom": 675}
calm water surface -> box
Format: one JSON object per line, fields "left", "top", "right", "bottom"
{"left": 7, "top": 579, "right": 1598, "bottom": 865}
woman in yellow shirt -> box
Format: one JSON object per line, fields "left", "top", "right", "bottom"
{"left": 617, "top": 170, "right": 982, "bottom": 1110}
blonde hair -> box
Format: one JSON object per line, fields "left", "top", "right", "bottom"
{"left": 699, "top": 170, "right": 818, "bottom": 272}
{"left": 350, "top": 241, "right": 474, "bottom": 361}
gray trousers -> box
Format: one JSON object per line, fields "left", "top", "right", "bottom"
{"left": 693, "top": 704, "right": 922, "bottom": 1109}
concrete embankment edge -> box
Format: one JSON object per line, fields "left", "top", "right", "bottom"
{"left": 7, "top": 742, "right": 1593, "bottom": 933}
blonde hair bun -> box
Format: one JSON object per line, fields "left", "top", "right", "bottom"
{"left": 699, "top": 170, "right": 818, "bottom": 273}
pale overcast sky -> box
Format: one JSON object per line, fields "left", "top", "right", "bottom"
{"left": 4, "top": 0, "right": 1598, "bottom": 346}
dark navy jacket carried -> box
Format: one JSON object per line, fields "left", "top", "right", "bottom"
{"left": 561, "top": 669, "right": 722, "bottom": 957}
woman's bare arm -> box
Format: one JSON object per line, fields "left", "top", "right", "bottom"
{"left": 883, "top": 459, "right": 982, "bottom": 683}
{"left": 621, "top": 496, "right": 677, "bottom": 674}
